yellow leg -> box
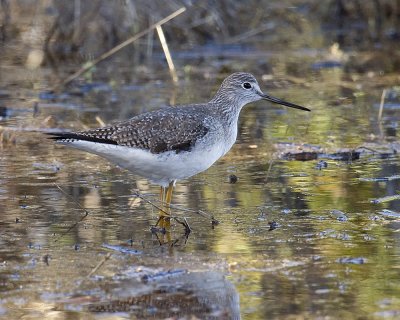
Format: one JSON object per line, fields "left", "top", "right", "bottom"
{"left": 163, "top": 181, "right": 174, "bottom": 229}
{"left": 156, "top": 182, "right": 174, "bottom": 228}
{"left": 156, "top": 186, "right": 167, "bottom": 228}
{"left": 153, "top": 182, "right": 173, "bottom": 243}
{"left": 159, "top": 186, "right": 166, "bottom": 216}
{"left": 153, "top": 181, "right": 189, "bottom": 244}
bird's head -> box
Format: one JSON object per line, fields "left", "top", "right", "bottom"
{"left": 212, "top": 72, "right": 310, "bottom": 112}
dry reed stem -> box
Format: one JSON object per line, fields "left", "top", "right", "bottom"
{"left": 378, "top": 88, "right": 387, "bottom": 122}
{"left": 377, "top": 88, "right": 387, "bottom": 139}
{"left": 54, "top": 7, "right": 186, "bottom": 90}
{"left": 156, "top": 25, "right": 178, "bottom": 83}
{"left": 95, "top": 115, "right": 106, "bottom": 127}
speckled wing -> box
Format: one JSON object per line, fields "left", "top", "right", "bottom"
{"left": 48, "top": 107, "right": 210, "bottom": 154}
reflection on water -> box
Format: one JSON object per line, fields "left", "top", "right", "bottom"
{"left": 1, "top": 62, "right": 400, "bottom": 319}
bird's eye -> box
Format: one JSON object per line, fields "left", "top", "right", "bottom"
{"left": 243, "top": 82, "right": 252, "bottom": 89}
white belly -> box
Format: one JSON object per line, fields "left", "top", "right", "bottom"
{"left": 59, "top": 138, "right": 234, "bottom": 187}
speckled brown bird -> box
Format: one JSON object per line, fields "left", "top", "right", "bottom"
{"left": 48, "top": 72, "right": 310, "bottom": 227}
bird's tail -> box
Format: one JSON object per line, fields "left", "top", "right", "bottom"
{"left": 46, "top": 132, "right": 118, "bottom": 145}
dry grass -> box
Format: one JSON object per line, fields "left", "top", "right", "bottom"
{"left": 2, "top": 0, "right": 399, "bottom": 65}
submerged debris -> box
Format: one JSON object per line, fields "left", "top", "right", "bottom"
{"left": 277, "top": 142, "right": 400, "bottom": 162}
{"left": 371, "top": 194, "right": 400, "bottom": 204}
{"left": 0, "top": 106, "right": 9, "bottom": 119}
{"left": 42, "top": 254, "right": 51, "bottom": 266}
{"left": 326, "top": 152, "right": 360, "bottom": 161}
{"left": 228, "top": 174, "right": 238, "bottom": 184}
{"left": 268, "top": 221, "right": 279, "bottom": 231}
{"left": 276, "top": 142, "right": 360, "bottom": 161}
{"left": 360, "top": 175, "right": 400, "bottom": 182}
{"left": 330, "top": 210, "right": 348, "bottom": 222}
{"left": 285, "top": 151, "right": 318, "bottom": 161}
{"left": 337, "top": 257, "right": 367, "bottom": 264}
{"left": 283, "top": 151, "right": 360, "bottom": 161}
{"left": 141, "top": 269, "right": 187, "bottom": 283}
{"left": 378, "top": 209, "right": 400, "bottom": 219}
{"left": 315, "top": 160, "right": 328, "bottom": 170}
{"left": 102, "top": 243, "right": 142, "bottom": 255}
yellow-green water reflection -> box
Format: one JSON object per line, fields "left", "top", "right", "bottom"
{"left": 1, "top": 44, "right": 400, "bottom": 319}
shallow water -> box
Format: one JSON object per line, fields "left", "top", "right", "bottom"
{"left": 2, "top": 34, "right": 400, "bottom": 320}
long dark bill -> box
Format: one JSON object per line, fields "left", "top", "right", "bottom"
{"left": 261, "top": 93, "right": 310, "bottom": 111}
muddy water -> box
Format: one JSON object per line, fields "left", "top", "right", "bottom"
{"left": 1, "top": 54, "right": 400, "bottom": 319}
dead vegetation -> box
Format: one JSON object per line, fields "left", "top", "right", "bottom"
{"left": 1, "top": 0, "right": 399, "bottom": 65}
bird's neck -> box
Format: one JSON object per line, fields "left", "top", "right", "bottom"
{"left": 207, "top": 99, "right": 242, "bottom": 129}
{"left": 209, "top": 92, "right": 246, "bottom": 115}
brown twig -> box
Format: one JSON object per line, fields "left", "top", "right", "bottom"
{"left": 133, "top": 191, "right": 192, "bottom": 232}
{"left": 169, "top": 203, "right": 220, "bottom": 225}
{"left": 53, "top": 7, "right": 186, "bottom": 91}
{"left": 87, "top": 252, "right": 112, "bottom": 278}
{"left": 132, "top": 190, "right": 219, "bottom": 225}
{"left": 356, "top": 146, "right": 378, "bottom": 154}
{"left": 224, "top": 22, "right": 274, "bottom": 44}
{"left": 53, "top": 183, "right": 90, "bottom": 242}
{"left": 170, "top": 230, "right": 190, "bottom": 247}
{"left": 173, "top": 216, "right": 192, "bottom": 235}
{"left": 132, "top": 191, "right": 170, "bottom": 216}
